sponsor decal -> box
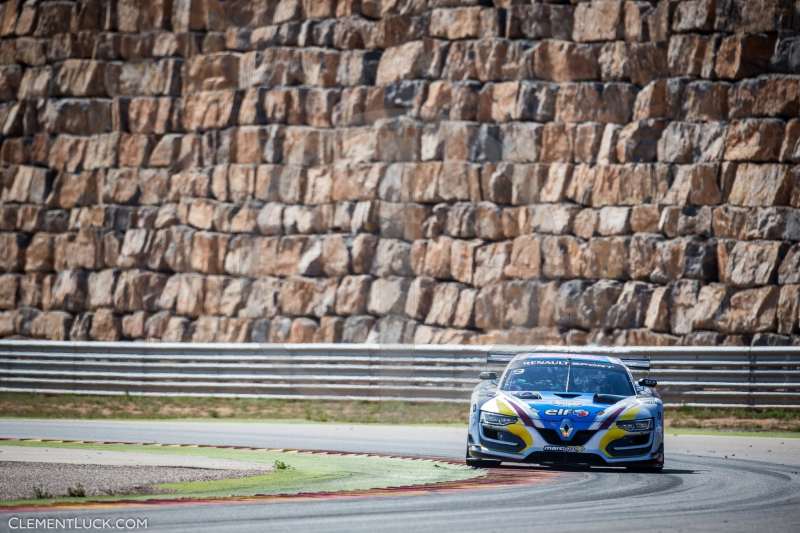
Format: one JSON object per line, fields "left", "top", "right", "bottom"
{"left": 543, "top": 408, "right": 590, "bottom": 417}
{"left": 570, "top": 361, "right": 616, "bottom": 369}
{"left": 520, "top": 359, "right": 615, "bottom": 370}
{"left": 543, "top": 445, "right": 585, "bottom": 453}
{"left": 547, "top": 399, "right": 585, "bottom": 407}
{"left": 522, "top": 360, "right": 568, "bottom": 366}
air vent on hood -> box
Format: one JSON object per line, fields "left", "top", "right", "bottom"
{"left": 594, "top": 393, "right": 627, "bottom": 404}
{"left": 554, "top": 393, "right": 581, "bottom": 399}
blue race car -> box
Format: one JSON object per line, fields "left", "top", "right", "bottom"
{"left": 466, "top": 353, "right": 664, "bottom": 471}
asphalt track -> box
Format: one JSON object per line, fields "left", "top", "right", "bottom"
{"left": 1, "top": 420, "right": 799, "bottom": 533}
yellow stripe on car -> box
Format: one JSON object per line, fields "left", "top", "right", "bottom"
{"left": 496, "top": 398, "right": 533, "bottom": 448}
{"left": 599, "top": 406, "right": 640, "bottom": 458}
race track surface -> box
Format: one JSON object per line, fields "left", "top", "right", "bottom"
{"left": 1, "top": 419, "right": 799, "bottom": 533}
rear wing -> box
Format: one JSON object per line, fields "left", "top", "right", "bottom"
{"left": 621, "top": 358, "right": 651, "bottom": 371}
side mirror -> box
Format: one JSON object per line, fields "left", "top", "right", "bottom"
{"left": 479, "top": 371, "right": 498, "bottom": 381}
{"left": 638, "top": 378, "right": 658, "bottom": 388}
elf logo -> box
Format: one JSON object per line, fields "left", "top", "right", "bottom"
{"left": 544, "top": 408, "right": 590, "bottom": 417}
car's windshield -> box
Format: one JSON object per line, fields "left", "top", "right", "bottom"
{"left": 501, "top": 359, "right": 635, "bottom": 397}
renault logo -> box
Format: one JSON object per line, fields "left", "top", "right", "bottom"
{"left": 559, "top": 419, "right": 574, "bottom": 440}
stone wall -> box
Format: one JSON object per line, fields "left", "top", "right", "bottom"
{"left": 0, "top": 0, "right": 799, "bottom": 346}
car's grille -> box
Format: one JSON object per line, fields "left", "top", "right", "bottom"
{"left": 537, "top": 428, "right": 598, "bottom": 446}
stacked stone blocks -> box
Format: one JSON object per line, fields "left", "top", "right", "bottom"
{"left": 0, "top": 0, "right": 799, "bottom": 346}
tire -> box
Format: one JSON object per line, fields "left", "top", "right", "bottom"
{"left": 626, "top": 444, "right": 664, "bottom": 472}
{"left": 465, "top": 446, "right": 501, "bottom": 468}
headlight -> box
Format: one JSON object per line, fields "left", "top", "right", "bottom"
{"left": 616, "top": 418, "right": 653, "bottom": 432}
{"left": 480, "top": 412, "right": 518, "bottom": 426}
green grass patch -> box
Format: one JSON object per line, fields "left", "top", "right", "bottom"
{"left": 665, "top": 406, "right": 800, "bottom": 433}
{"left": 0, "top": 439, "right": 481, "bottom": 507}
{"left": 666, "top": 427, "right": 800, "bottom": 439}
{"left": 0, "top": 393, "right": 468, "bottom": 425}
{"left": 668, "top": 406, "right": 800, "bottom": 421}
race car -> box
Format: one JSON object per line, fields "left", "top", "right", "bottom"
{"left": 466, "top": 353, "right": 664, "bottom": 471}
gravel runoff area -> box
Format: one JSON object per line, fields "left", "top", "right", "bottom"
{"left": 0, "top": 462, "right": 269, "bottom": 501}
{"left": 0, "top": 445, "right": 272, "bottom": 501}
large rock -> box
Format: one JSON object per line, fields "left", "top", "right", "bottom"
{"left": 191, "top": 232, "right": 228, "bottom": 275}
{"left": 376, "top": 39, "right": 446, "bottom": 85}
{"left": 504, "top": 280, "right": 539, "bottom": 328}
{"left": 425, "top": 283, "right": 461, "bottom": 327}
{"left": 556, "top": 279, "right": 622, "bottom": 330}
{"left": 728, "top": 164, "right": 794, "bottom": 207}
{"left": 49, "top": 270, "right": 87, "bottom": 312}
{"left": 668, "top": 34, "right": 717, "bottom": 78}
{"left": 645, "top": 286, "right": 670, "bottom": 332}
{"left": 30, "top": 311, "right": 72, "bottom": 340}
{"left": 719, "top": 286, "right": 779, "bottom": 334}
{"left": 605, "top": 282, "right": 654, "bottom": 329}
{"left": 777, "top": 285, "right": 800, "bottom": 335}
{"left": 615, "top": 120, "right": 665, "bottom": 163}
{"left": 450, "top": 238, "right": 480, "bottom": 285}
{"left": 404, "top": 276, "right": 435, "bottom": 320}
{"left": 53, "top": 60, "right": 107, "bottom": 96}
{"left": 0, "top": 274, "right": 18, "bottom": 310}
{"left": 105, "top": 59, "right": 182, "bottom": 96}
{"left": 186, "top": 53, "right": 240, "bottom": 93}
{"left": 718, "top": 240, "right": 784, "bottom": 288}
{"left": 367, "top": 277, "right": 409, "bottom": 316}
{"left": 443, "top": 39, "right": 529, "bottom": 82}
{"left": 665, "top": 164, "right": 722, "bottom": 205}
{"left": 669, "top": 280, "right": 700, "bottom": 335}
{"left": 113, "top": 270, "right": 167, "bottom": 312}
{"left": 504, "top": 235, "right": 541, "bottom": 279}
{"left": 90, "top": 308, "right": 121, "bottom": 341}
{"left": 573, "top": 0, "right": 624, "bottom": 42}
{"left": 657, "top": 122, "right": 725, "bottom": 163}
{"left": 87, "top": 269, "right": 117, "bottom": 309}
{"left": 556, "top": 83, "right": 636, "bottom": 124}
{"left": 729, "top": 78, "right": 799, "bottom": 118}
{"left": 724, "top": 119, "right": 785, "bottom": 161}
{"left": 672, "top": 0, "right": 715, "bottom": 31}
{"left": 422, "top": 236, "right": 452, "bottom": 279}
{"left": 779, "top": 244, "right": 800, "bottom": 284}
{"left": 781, "top": 120, "right": 800, "bottom": 163}
{"left": 715, "top": 34, "right": 775, "bottom": 80}
{"left": 533, "top": 41, "right": 599, "bottom": 82}
{"left": 473, "top": 242, "right": 511, "bottom": 288}
{"left": 541, "top": 236, "right": 584, "bottom": 279}
{"left": 652, "top": 237, "right": 717, "bottom": 283}
{"left": 341, "top": 315, "right": 375, "bottom": 342}
{"left": 473, "top": 283, "right": 504, "bottom": 330}
{"left": 279, "top": 277, "right": 336, "bottom": 317}
{"left": 429, "top": 7, "right": 491, "bottom": 40}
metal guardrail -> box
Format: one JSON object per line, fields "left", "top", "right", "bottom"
{"left": 1, "top": 341, "right": 799, "bottom": 408}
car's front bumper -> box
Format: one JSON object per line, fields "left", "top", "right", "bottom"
{"left": 468, "top": 419, "right": 664, "bottom": 466}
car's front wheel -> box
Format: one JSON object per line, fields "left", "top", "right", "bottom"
{"left": 465, "top": 446, "right": 502, "bottom": 468}
{"left": 626, "top": 444, "right": 664, "bottom": 472}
